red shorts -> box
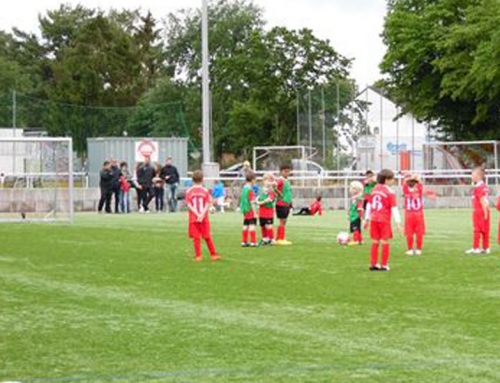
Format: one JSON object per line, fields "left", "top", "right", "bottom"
{"left": 473, "top": 211, "right": 490, "bottom": 233}
{"left": 370, "top": 221, "right": 393, "bottom": 241}
{"left": 405, "top": 212, "right": 426, "bottom": 237}
{"left": 189, "top": 221, "right": 211, "bottom": 239}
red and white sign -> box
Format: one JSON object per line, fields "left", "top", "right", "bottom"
{"left": 135, "top": 139, "right": 159, "bottom": 162}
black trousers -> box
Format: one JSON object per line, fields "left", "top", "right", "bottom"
{"left": 154, "top": 187, "right": 165, "bottom": 211}
{"left": 139, "top": 186, "right": 155, "bottom": 211}
{"left": 294, "top": 207, "right": 312, "bottom": 216}
{"left": 112, "top": 187, "right": 120, "bottom": 213}
{"left": 98, "top": 187, "right": 112, "bottom": 213}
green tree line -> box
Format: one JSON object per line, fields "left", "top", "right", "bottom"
{"left": 0, "top": 0, "right": 358, "bottom": 161}
{"left": 381, "top": 0, "right": 500, "bottom": 140}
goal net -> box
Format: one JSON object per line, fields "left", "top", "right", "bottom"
{"left": 423, "top": 141, "right": 499, "bottom": 171}
{"left": 0, "top": 137, "right": 74, "bottom": 223}
{"left": 252, "top": 146, "right": 318, "bottom": 174}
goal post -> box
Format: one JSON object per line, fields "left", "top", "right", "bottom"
{"left": 0, "top": 137, "right": 74, "bottom": 224}
{"left": 252, "top": 146, "right": 317, "bottom": 172}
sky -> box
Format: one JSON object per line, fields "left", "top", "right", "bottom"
{"left": 0, "top": 0, "right": 388, "bottom": 86}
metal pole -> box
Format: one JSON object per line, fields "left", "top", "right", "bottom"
{"left": 396, "top": 107, "right": 400, "bottom": 173}
{"left": 201, "top": 0, "right": 211, "bottom": 164}
{"left": 321, "top": 86, "right": 326, "bottom": 163}
{"left": 379, "top": 91, "right": 384, "bottom": 170}
{"left": 68, "top": 139, "right": 74, "bottom": 224}
{"left": 296, "top": 90, "right": 300, "bottom": 145}
{"left": 12, "top": 90, "right": 16, "bottom": 133}
{"left": 337, "top": 81, "right": 340, "bottom": 171}
{"left": 308, "top": 90, "right": 312, "bottom": 150}
{"left": 412, "top": 118, "right": 416, "bottom": 171}
{"left": 12, "top": 90, "right": 17, "bottom": 174}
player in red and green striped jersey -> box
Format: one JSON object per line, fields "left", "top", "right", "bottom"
{"left": 275, "top": 164, "right": 293, "bottom": 246}
{"left": 257, "top": 173, "right": 277, "bottom": 246}
{"left": 240, "top": 172, "right": 258, "bottom": 247}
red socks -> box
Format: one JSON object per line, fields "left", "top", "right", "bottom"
{"left": 353, "top": 231, "right": 362, "bottom": 243}
{"left": 407, "top": 236, "right": 414, "bottom": 250}
{"left": 473, "top": 232, "right": 481, "bottom": 249}
{"left": 267, "top": 227, "right": 274, "bottom": 241}
{"left": 277, "top": 226, "right": 285, "bottom": 241}
{"left": 205, "top": 237, "right": 217, "bottom": 257}
{"left": 483, "top": 232, "right": 490, "bottom": 250}
{"left": 416, "top": 235, "right": 423, "bottom": 250}
{"left": 194, "top": 238, "right": 202, "bottom": 259}
{"left": 370, "top": 243, "right": 379, "bottom": 266}
{"left": 250, "top": 231, "right": 257, "bottom": 244}
{"left": 261, "top": 227, "right": 267, "bottom": 239}
{"left": 243, "top": 230, "right": 256, "bottom": 244}
{"left": 382, "top": 244, "right": 390, "bottom": 267}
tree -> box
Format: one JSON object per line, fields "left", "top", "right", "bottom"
{"left": 380, "top": 0, "right": 500, "bottom": 140}
{"left": 159, "top": 0, "right": 354, "bottom": 158}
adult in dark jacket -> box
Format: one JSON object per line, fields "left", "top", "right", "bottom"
{"left": 110, "top": 159, "right": 121, "bottom": 213}
{"left": 136, "top": 156, "right": 157, "bottom": 212}
{"left": 98, "top": 161, "right": 113, "bottom": 213}
{"left": 161, "top": 156, "right": 180, "bottom": 212}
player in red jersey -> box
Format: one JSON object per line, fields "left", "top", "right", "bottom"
{"left": 185, "top": 170, "right": 220, "bottom": 262}
{"left": 466, "top": 167, "right": 491, "bottom": 255}
{"left": 364, "top": 169, "right": 402, "bottom": 271}
{"left": 496, "top": 193, "right": 500, "bottom": 245}
{"left": 240, "top": 172, "right": 258, "bottom": 247}
{"left": 294, "top": 196, "right": 323, "bottom": 216}
{"left": 403, "top": 174, "right": 426, "bottom": 256}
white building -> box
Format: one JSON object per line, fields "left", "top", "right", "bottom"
{"left": 356, "top": 86, "right": 429, "bottom": 171}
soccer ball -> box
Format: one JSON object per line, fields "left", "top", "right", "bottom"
{"left": 337, "top": 232, "right": 350, "bottom": 246}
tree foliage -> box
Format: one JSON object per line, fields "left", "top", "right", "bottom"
{"left": 0, "top": 0, "right": 358, "bottom": 161}
{"left": 381, "top": 0, "right": 500, "bottom": 140}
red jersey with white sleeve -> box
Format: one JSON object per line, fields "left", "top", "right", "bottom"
{"left": 403, "top": 183, "right": 424, "bottom": 213}
{"left": 309, "top": 201, "right": 323, "bottom": 216}
{"left": 403, "top": 183, "right": 426, "bottom": 236}
{"left": 369, "top": 184, "right": 397, "bottom": 223}
{"left": 472, "top": 181, "right": 489, "bottom": 216}
{"left": 186, "top": 185, "right": 211, "bottom": 224}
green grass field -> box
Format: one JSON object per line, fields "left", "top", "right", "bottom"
{"left": 1, "top": 210, "right": 500, "bottom": 383}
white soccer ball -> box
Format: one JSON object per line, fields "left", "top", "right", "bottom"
{"left": 337, "top": 232, "right": 350, "bottom": 246}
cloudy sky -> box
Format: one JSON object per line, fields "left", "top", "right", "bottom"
{"left": 0, "top": 0, "right": 388, "bottom": 86}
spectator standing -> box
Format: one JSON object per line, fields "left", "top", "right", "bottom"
{"left": 154, "top": 164, "right": 165, "bottom": 213}
{"left": 136, "top": 156, "right": 156, "bottom": 213}
{"left": 161, "top": 156, "right": 180, "bottom": 212}
{"left": 110, "top": 159, "right": 121, "bottom": 213}
{"left": 98, "top": 161, "right": 113, "bottom": 213}
{"left": 119, "top": 162, "right": 131, "bottom": 214}
{"left": 0, "top": 173, "right": 5, "bottom": 188}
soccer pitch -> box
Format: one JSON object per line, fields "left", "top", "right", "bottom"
{"left": 1, "top": 210, "right": 500, "bottom": 383}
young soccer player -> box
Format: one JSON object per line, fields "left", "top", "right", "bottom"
{"left": 363, "top": 170, "right": 377, "bottom": 210}
{"left": 294, "top": 196, "right": 323, "bottom": 216}
{"left": 348, "top": 181, "right": 364, "bottom": 246}
{"left": 466, "top": 167, "right": 491, "bottom": 254}
{"left": 258, "top": 173, "right": 277, "bottom": 246}
{"left": 365, "top": 169, "right": 402, "bottom": 271}
{"left": 240, "top": 172, "right": 258, "bottom": 247}
{"left": 275, "top": 164, "right": 293, "bottom": 246}
{"left": 185, "top": 170, "right": 220, "bottom": 262}
{"left": 403, "top": 174, "right": 426, "bottom": 256}
{"left": 496, "top": 193, "right": 500, "bottom": 245}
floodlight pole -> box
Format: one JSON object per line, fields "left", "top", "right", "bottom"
{"left": 12, "top": 90, "right": 16, "bottom": 133}
{"left": 202, "top": 0, "right": 211, "bottom": 164}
